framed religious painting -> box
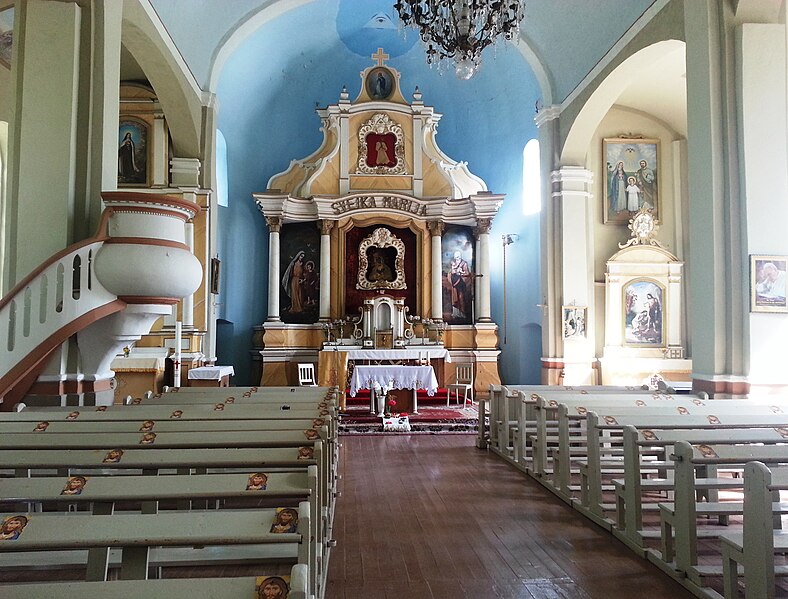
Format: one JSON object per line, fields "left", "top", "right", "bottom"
{"left": 603, "top": 138, "right": 659, "bottom": 224}
{"left": 750, "top": 255, "right": 788, "bottom": 313}
{"left": 366, "top": 66, "right": 394, "bottom": 101}
{"left": 562, "top": 306, "right": 586, "bottom": 339}
{"left": 117, "top": 118, "right": 150, "bottom": 187}
{"left": 622, "top": 279, "right": 664, "bottom": 346}
{"left": 0, "top": 7, "right": 13, "bottom": 70}
{"left": 441, "top": 225, "right": 475, "bottom": 324}
{"left": 279, "top": 222, "right": 320, "bottom": 324}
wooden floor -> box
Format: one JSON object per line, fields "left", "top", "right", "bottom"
{"left": 326, "top": 434, "right": 695, "bottom": 599}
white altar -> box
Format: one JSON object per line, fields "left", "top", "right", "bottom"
{"left": 349, "top": 364, "right": 438, "bottom": 415}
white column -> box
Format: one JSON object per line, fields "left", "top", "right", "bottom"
{"left": 667, "top": 268, "right": 683, "bottom": 348}
{"left": 475, "top": 218, "right": 492, "bottom": 321}
{"left": 266, "top": 217, "right": 281, "bottom": 321}
{"left": 183, "top": 221, "right": 195, "bottom": 328}
{"left": 428, "top": 221, "right": 444, "bottom": 320}
{"left": 152, "top": 114, "right": 168, "bottom": 187}
{"left": 173, "top": 320, "right": 182, "bottom": 387}
{"left": 318, "top": 220, "right": 334, "bottom": 320}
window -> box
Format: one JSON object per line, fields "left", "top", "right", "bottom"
{"left": 523, "top": 138, "right": 541, "bottom": 215}
{"left": 216, "top": 130, "right": 229, "bottom": 208}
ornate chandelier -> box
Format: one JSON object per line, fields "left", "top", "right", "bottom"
{"left": 394, "top": 0, "right": 525, "bottom": 79}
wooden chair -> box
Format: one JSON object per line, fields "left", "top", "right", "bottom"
{"left": 447, "top": 363, "right": 473, "bottom": 408}
{"left": 297, "top": 363, "right": 318, "bottom": 387}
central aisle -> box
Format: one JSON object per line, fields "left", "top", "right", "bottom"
{"left": 325, "top": 434, "right": 693, "bottom": 598}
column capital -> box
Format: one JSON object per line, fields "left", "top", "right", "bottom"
{"left": 265, "top": 216, "right": 282, "bottom": 232}
{"left": 474, "top": 218, "right": 493, "bottom": 236}
{"left": 427, "top": 220, "right": 444, "bottom": 236}
{"left": 534, "top": 105, "right": 561, "bottom": 128}
{"left": 318, "top": 219, "right": 335, "bottom": 235}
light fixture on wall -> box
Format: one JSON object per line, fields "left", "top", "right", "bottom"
{"left": 393, "top": 0, "right": 526, "bottom": 80}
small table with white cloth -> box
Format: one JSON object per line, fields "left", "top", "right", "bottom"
{"left": 349, "top": 364, "right": 438, "bottom": 415}
{"left": 187, "top": 365, "right": 235, "bottom": 387}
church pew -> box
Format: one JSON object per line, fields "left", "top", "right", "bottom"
{"left": 0, "top": 567, "right": 309, "bottom": 599}
{"left": 657, "top": 442, "right": 788, "bottom": 589}
{"left": 0, "top": 470, "right": 323, "bottom": 594}
{"left": 579, "top": 410, "right": 788, "bottom": 524}
{"left": 8, "top": 403, "right": 336, "bottom": 421}
{"left": 133, "top": 394, "right": 335, "bottom": 407}
{"left": 721, "top": 463, "right": 788, "bottom": 599}
{"left": 614, "top": 425, "right": 788, "bottom": 553}
{"left": 0, "top": 503, "right": 310, "bottom": 584}
{"left": 544, "top": 397, "right": 783, "bottom": 498}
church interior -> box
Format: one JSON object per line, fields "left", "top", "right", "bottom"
{"left": 2, "top": 0, "right": 788, "bottom": 597}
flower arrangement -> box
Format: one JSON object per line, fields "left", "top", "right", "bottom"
{"left": 385, "top": 397, "right": 397, "bottom": 417}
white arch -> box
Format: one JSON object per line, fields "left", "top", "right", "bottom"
{"left": 561, "top": 39, "right": 685, "bottom": 165}
{"left": 207, "top": 0, "right": 314, "bottom": 93}
{"left": 122, "top": 0, "right": 203, "bottom": 158}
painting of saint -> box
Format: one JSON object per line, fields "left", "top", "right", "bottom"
{"left": 270, "top": 508, "right": 299, "bottom": 533}
{"left": 365, "top": 247, "right": 396, "bottom": 283}
{"left": 441, "top": 226, "right": 475, "bottom": 324}
{"left": 365, "top": 133, "right": 396, "bottom": 168}
{"left": 255, "top": 575, "right": 290, "bottom": 599}
{"left": 118, "top": 119, "right": 148, "bottom": 187}
{"left": 366, "top": 66, "right": 394, "bottom": 101}
{"left": 604, "top": 139, "right": 658, "bottom": 224}
{"left": 246, "top": 472, "right": 268, "bottom": 491}
{"left": 0, "top": 515, "right": 28, "bottom": 541}
{"left": 624, "top": 280, "right": 663, "bottom": 345}
{"left": 61, "top": 476, "right": 87, "bottom": 496}
{"left": 279, "top": 222, "right": 320, "bottom": 324}
{"left": 562, "top": 306, "right": 586, "bottom": 339}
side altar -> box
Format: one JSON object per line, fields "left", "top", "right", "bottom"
{"left": 251, "top": 49, "right": 503, "bottom": 401}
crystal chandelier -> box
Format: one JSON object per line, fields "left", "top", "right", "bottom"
{"left": 394, "top": 0, "right": 525, "bottom": 79}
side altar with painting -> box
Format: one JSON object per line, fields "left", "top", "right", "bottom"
{"left": 251, "top": 49, "right": 503, "bottom": 402}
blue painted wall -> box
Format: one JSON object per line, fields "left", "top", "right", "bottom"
{"left": 216, "top": 0, "right": 542, "bottom": 384}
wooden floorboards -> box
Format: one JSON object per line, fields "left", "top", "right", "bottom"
{"left": 325, "top": 434, "right": 694, "bottom": 599}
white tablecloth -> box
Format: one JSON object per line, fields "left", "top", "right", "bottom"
{"left": 346, "top": 348, "right": 450, "bottom": 362}
{"left": 349, "top": 365, "right": 438, "bottom": 397}
{"left": 188, "top": 366, "right": 235, "bottom": 380}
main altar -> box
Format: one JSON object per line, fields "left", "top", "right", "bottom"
{"left": 252, "top": 50, "right": 503, "bottom": 402}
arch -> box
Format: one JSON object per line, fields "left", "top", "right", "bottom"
{"left": 561, "top": 39, "right": 685, "bottom": 165}
{"left": 121, "top": 0, "right": 202, "bottom": 158}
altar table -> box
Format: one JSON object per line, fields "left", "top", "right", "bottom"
{"left": 188, "top": 365, "right": 235, "bottom": 387}
{"left": 349, "top": 364, "right": 438, "bottom": 415}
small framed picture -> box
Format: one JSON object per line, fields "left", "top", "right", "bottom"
{"left": 751, "top": 255, "right": 788, "bottom": 312}
{"left": 603, "top": 138, "right": 659, "bottom": 224}
{"left": 562, "top": 306, "right": 587, "bottom": 339}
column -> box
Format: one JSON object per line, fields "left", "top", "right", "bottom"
{"left": 427, "top": 220, "right": 444, "bottom": 320}
{"left": 318, "top": 220, "right": 334, "bottom": 321}
{"left": 182, "top": 220, "right": 195, "bottom": 328}
{"left": 152, "top": 114, "right": 169, "bottom": 187}
{"left": 266, "top": 217, "right": 281, "bottom": 321}
{"left": 551, "top": 167, "right": 595, "bottom": 384}
{"left": 474, "top": 218, "right": 492, "bottom": 321}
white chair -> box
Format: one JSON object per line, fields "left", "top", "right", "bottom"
{"left": 447, "top": 363, "right": 474, "bottom": 407}
{"left": 297, "top": 363, "right": 318, "bottom": 386}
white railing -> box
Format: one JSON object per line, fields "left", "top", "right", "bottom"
{"left": 0, "top": 240, "right": 120, "bottom": 392}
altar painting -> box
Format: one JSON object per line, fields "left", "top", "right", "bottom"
{"left": 0, "top": 7, "right": 13, "bottom": 69}
{"left": 344, "top": 225, "right": 416, "bottom": 315}
{"left": 279, "top": 222, "right": 320, "bottom": 324}
{"left": 442, "top": 226, "right": 475, "bottom": 324}
{"left": 623, "top": 279, "right": 663, "bottom": 345}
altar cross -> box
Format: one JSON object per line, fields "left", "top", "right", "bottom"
{"left": 371, "top": 47, "right": 389, "bottom": 66}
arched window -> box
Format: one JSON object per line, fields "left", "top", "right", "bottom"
{"left": 216, "top": 130, "right": 229, "bottom": 208}
{"left": 523, "top": 138, "right": 541, "bottom": 215}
